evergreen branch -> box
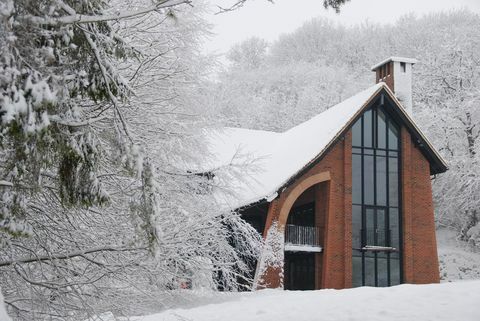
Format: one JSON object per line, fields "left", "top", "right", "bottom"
{"left": 18, "top": 0, "right": 191, "bottom": 26}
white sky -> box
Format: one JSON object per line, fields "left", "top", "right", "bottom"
{"left": 204, "top": 0, "right": 480, "bottom": 56}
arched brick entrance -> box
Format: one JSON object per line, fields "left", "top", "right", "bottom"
{"left": 255, "top": 172, "right": 331, "bottom": 289}
{"left": 278, "top": 172, "right": 331, "bottom": 228}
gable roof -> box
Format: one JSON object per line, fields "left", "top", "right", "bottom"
{"left": 203, "top": 83, "right": 447, "bottom": 210}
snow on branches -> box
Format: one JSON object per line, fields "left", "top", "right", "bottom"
{"left": 0, "top": 1, "right": 261, "bottom": 320}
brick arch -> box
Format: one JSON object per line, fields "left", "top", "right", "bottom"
{"left": 277, "top": 171, "right": 331, "bottom": 229}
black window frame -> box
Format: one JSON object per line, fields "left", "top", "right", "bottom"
{"left": 351, "top": 98, "right": 403, "bottom": 287}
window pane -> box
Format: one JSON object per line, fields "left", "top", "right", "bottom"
{"left": 352, "top": 205, "right": 362, "bottom": 248}
{"left": 377, "top": 150, "right": 386, "bottom": 156}
{"left": 390, "top": 256, "right": 401, "bottom": 285}
{"left": 364, "top": 155, "right": 374, "bottom": 205}
{"left": 389, "top": 157, "right": 399, "bottom": 207}
{"left": 376, "top": 156, "right": 387, "bottom": 206}
{"left": 389, "top": 208, "right": 400, "bottom": 249}
{"left": 366, "top": 208, "right": 375, "bottom": 246}
{"left": 388, "top": 121, "right": 399, "bottom": 150}
{"left": 352, "top": 154, "right": 362, "bottom": 204}
{"left": 364, "top": 256, "right": 375, "bottom": 286}
{"left": 378, "top": 109, "right": 387, "bottom": 149}
{"left": 377, "top": 256, "right": 389, "bottom": 287}
{"left": 352, "top": 252, "right": 363, "bottom": 287}
{"left": 364, "top": 110, "right": 373, "bottom": 148}
{"left": 352, "top": 119, "right": 362, "bottom": 147}
{"left": 288, "top": 203, "right": 315, "bottom": 226}
{"left": 376, "top": 209, "right": 386, "bottom": 246}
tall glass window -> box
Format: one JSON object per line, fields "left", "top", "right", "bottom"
{"left": 351, "top": 103, "right": 401, "bottom": 287}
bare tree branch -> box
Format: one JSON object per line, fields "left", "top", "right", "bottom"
{"left": 0, "top": 246, "right": 147, "bottom": 267}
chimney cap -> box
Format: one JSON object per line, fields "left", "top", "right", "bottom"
{"left": 371, "top": 56, "right": 418, "bottom": 71}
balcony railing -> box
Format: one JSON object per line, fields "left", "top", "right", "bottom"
{"left": 357, "top": 229, "right": 397, "bottom": 252}
{"left": 285, "top": 224, "right": 322, "bottom": 252}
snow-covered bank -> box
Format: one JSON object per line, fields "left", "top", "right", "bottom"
{"left": 134, "top": 281, "right": 480, "bottom": 321}
{"left": 437, "top": 228, "right": 480, "bottom": 281}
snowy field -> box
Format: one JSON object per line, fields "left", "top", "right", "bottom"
{"left": 133, "top": 281, "right": 480, "bottom": 321}
{"left": 127, "top": 229, "right": 480, "bottom": 321}
{"left": 126, "top": 229, "right": 480, "bottom": 321}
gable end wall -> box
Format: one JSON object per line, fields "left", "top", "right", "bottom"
{"left": 259, "top": 125, "right": 440, "bottom": 289}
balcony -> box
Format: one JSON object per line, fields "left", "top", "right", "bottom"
{"left": 284, "top": 224, "right": 323, "bottom": 252}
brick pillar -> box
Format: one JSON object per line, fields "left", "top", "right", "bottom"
{"left": 321, "top": 139, "right": 346, "bottom": 289}
{"left": 315, "top": 183, "right": 328, "bottom": 289}
{"left": 256, "top": 199, "right": 283, "bottom": 289}
{"left": 410, "top": 140, "right": 440, "bottom": 283}
{"left": 401, "top": 127, "right": 440, "bottom": 284}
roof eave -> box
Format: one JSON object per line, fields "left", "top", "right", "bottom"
{"left": 236, "top": 83, "right": 448, "bottom": 211}
{"left": 380, "top": 85, "right": 448, "bottom": 175}
{"left": 276, "top": 84, "right": 447, "bottom": 198}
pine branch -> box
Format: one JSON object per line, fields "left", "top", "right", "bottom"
{"left": 17, "top": 0, "right": 191, "bottom": 26}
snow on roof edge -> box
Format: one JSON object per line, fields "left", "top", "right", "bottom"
{"left": 271, "top": 84, "right": 385, "bottom": 195}
{"left": 210, "top": 82, "right": 447, "bottom": 211}
{"left": 230, "top": 84, "right": 384, "bottom": 210}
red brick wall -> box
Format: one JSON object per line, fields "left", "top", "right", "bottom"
{"left": 401, "top": 128, "right": 440, "bottom": 284}
{"left": 376, "top": 61, "right": 395, "bottom": 92}
{"left": 260, "top": 132, "right": 352, "bottom": 289}
{"left": 258, "top": 125, "right": 439, "bottom": 289}
{"left": 315, "top": 183, "right": 329, "bottom": 289}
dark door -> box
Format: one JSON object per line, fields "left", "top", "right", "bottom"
{"left": 284, "top": 252, "right": 315, "bottom": 290}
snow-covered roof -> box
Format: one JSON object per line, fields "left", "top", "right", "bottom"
{"left": 371, "top": 57, "right": 418, "bottom": 71}
{"left": 203, "top": 83, "right": 446, "bottom": 210}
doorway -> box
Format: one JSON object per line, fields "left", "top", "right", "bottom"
{"left": 284, "top": 252, "right": 315, "bottom": 290}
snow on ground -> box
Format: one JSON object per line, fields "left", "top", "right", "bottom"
{"left": 134, "top": 281, "right": 480, "bottom": 321}
{"left": 83, "top": 229, "right": 480, "bottom": 321}
{"left": 437, "top": 228, "right": 480, "bottom": 281}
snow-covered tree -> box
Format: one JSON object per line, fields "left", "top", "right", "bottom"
{"left": 209, "top": 58, "right": 365, "bottom": 131}
{"left": 411, "top": 15, "right": 480, "bottom": 241}
{"left": 216, "top": 0, "right": 350, "bottom": 13}
{"left": 227, "top": 37, "right": 268, "bottom": 70}
{"left": 0, "top": 1, "right": 261, "bottom": 320}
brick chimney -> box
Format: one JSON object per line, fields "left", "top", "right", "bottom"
{"left": 371, "top": 57, "right": 417, "bottom": 115}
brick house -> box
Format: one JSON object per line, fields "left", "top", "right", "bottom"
{"left": 208, "top": 57, "right": 447, "bottom": 290}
